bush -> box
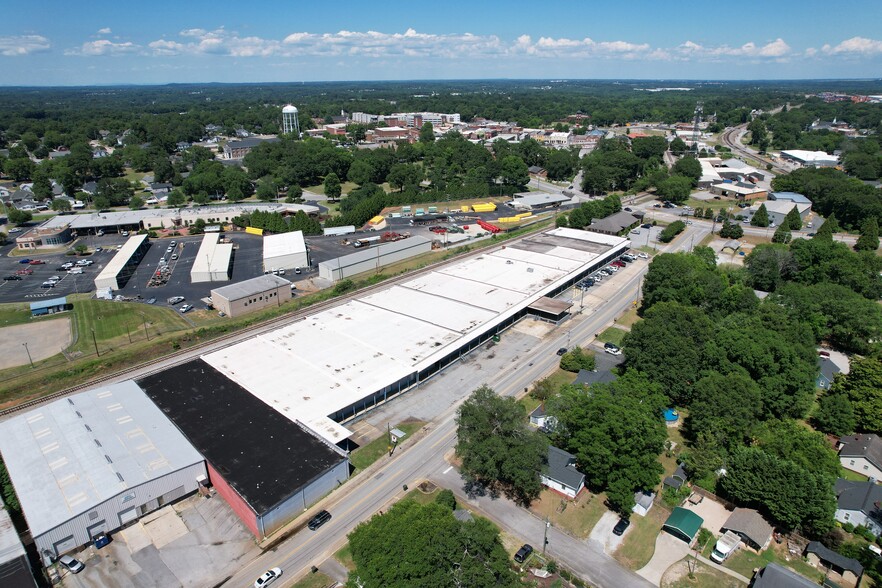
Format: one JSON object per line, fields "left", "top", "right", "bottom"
{"left": 332, "top": 279, "right": 356, "bottom": 296}
{"left": 546, "top": 560, "right": 558, "bottom": 574}
{"left": 435, "top": 489, "right": 456, "bottom": 511}
{"left": 560, "top": 347, "right": 596, "bottom": 373}
{"left": 697, "top": 527, "right": 715, "bottom": 550}
{"left": 843, "top": 522, "right": 855, "bottom": 533}
{"left": 658, "top": 221, "right": 686, "bottom": 243}
{"left": 559, "top": 569, "right": 572, "bottom": 581}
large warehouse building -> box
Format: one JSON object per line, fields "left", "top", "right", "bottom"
{"left": 0, "top": 381, "right": 206, "bottom": 564}
{"left": 93, "top": 234, "right": 150, "bottom": 291}
{"left": 137, "top": 361, "right": 350, "bottom": 538}
{"left": 318, "top": 236, "right": 432, "bottom": 282}
{"left": 190, "top": 233, "right": 234, "bottom": 283}
{"left": 205, "top": 228, "right": 629, "bottom": 446}
{"left": 263, "top": 231, "right": 308, "bottom": 273}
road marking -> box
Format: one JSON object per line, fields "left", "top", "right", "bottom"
{"left": 443, "top": 466, "right": 452, "bottom": 474}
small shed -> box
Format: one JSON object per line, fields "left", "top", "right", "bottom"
{"left": 664, "top": 463, "right": 688, "bottom": 490}
{"left": 632, "top": 491, "right": 655, "bottom": 517}
{"left": 29, "top": 297, "right": 70, "bottom": 317}
{"left": 663, "top": 507, "right": 703, "bottom": 543}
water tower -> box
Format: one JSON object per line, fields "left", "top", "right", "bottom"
{"left": 282, "top": 104, "right": 300, "bottom": 137}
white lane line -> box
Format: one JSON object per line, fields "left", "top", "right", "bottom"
{"left": 443, "top": 466, "right": 453, "bottom": 475}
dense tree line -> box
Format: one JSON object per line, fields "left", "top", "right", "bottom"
{"left": 231, "top": 209, "right": 322, "bottom": 235}
{"left": 771, "top": 167, "right": 882, "bottom": 230}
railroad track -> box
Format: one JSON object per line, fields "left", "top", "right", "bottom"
{"left": 0, "top": 222, "right": 552, "bottom": 418}
{"left": 719, "top": 125, "right": 788, "bottom": 176}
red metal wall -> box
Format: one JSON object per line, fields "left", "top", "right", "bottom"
{"left": 207, "top": 462, "right": 260, "bottom": 537}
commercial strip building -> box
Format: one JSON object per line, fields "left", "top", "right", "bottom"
{"left": 14, "top": 224, "right": 74, "bottom": 250}
{"left": 190, "top": 233, "right": 234, "bottom": 283}
{"left": 137, "top": 361, "right": 349, "bottom": 539}
{"left": 29, "top": 297, "right": 70, "bottom": 317}
{"left": 262, "top": 231, "right": 308, "bottom": 273}
{"left": 709, "top": 182, "right": 767, "bottom": 201}
{"left": 210, "top": 274, "right": 292, "bottom": 318}
{"left": 0, "top": 381, "right": 206, "bottom": 564}
{"left": 780, "top": 150, "right": 839, "bottom": 167}
{"left": 318, "top": 236, "right": 432, "bottom": 282}
{"left": 93, "top": 234, "right": 150, "bottom": 291}
{"left": 206, "top": 228, "right": 630, "bottom": 448}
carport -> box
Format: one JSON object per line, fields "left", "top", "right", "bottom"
{"left": 29, "top": 296, "right": 70, "bottom": 316}
{"left": 662, "top": 507, "right": 703, "bottom": 543}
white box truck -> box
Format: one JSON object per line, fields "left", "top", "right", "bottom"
{"left": 710, "top": 530, "right": 741, "bottom": 563}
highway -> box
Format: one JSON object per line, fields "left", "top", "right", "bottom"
{"left": 221, "top": 227, "right": 710, "bottom": 588}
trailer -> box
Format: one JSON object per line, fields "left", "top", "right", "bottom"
{"left": 352, "top": 235, "right": 382, "bottom": 248}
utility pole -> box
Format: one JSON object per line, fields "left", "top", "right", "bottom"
{"left": 125, "top": 322, "right": 132, "bottom": 344}
{"left": 543, "top": 516, "right": 550, "bottom": 554}
{"left": 91, "top": 328, "right": 99, "bottom": 356}
{"left": 22, "top": 342, "right": 34, "bottom": 368}
{"left": 142, "top": 316, "right": 150, "bottom": 341}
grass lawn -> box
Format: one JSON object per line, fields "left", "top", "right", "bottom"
{"left": 724, "top": 547, "right": 822, "bottom": 583}
{"left": 617, "top": 307, "right": 641, "bottom": 328}
{"left": 403, "top": 484, "right": 442, "bottom": 506}
{"left": 288, "top": 571, "right": 336, "bottom": 588}
{"left": 0, "top": 302, "right": 48, "bottom": 328}
{"left": 614, "top": 502, "right": 671, "bottom": 570}
{"left": 124, "top": 168, "right": 147, "bottom": 183}
{"left": 530, "top": 489, "right": 610, "bottom": 539}
{"left": 660, "top": 426, "right": 686, "bottom": 480}
{"left": 335, "top": 544, "right": 355, "bottom": 571}
{"left": 839, "top": 466, "right": 869, "bottom": 482}
{"left": 69, "top": 298, "right": 190, "bottom": 355}
{"left": 349, "top": 421, "right": 426, "bottom": 472}
{"left": 663, "top": 558, "right": 747, "bottom": 588}
{"left": 597, "top": 326, "right": 628, "bottom": 347}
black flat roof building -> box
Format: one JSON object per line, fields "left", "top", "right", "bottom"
{"left": 138, "top": 359, "right": 349, "bottom": 538}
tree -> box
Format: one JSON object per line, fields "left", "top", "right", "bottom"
{"left": 744, "top": 244, "right": 795, "bottom": 292}
{"left": 347, "top": 500, "right": 519, "bottom": 588}
{"left": 785, "top": 206, "right": 803, "bottom": 230}
{"left": 6, "top": 207, "right": 33, "bottom": 225}
{"left": 814, "top": 213, "right": 838, "bottom": 241}
{"left": 435, "top": 489, "right": 457, "bottom": 511}
{"left": 548, "top": 372, "right": 667, "bottom": 512}
{"left": 455, "top": 386, "right": 548, "bottom": 505}
{"left": 813, "top": 391, "right": 856, "bottom": 436}
{"left": 830, "top": 357, "right": 882, "bottom": 434}
{"left": 323, "top": 172, "right": 342, "bottom": 201}
{"left": 129, "top": 195, "right": 144, "bottom": 210}
{"left": 772, "top": 223, "right": 792, "bottom": 244}
{"left": 686, "top": 373, "right": 762, "bottom": 450}
{"left": 92, "top": 195, "right": 111, "bottom": 211}
{"left": 658, "top": 220, "right": 686, "bottom": 243}
{"left": 499, "top": 155, "right": 529, "bottom": 187}
{"left": 31, "top": 171, "right": 53, "bottom": 200}
{"left": 656, "top": 176, "right": 693, "bottom": 204}
{"left": 559, "top": 347, "right": 596, "bottom": 373}
{"left": 419, "top": 121, "right": 435, "bottom": 143}
{"left": 50, "top": 198, "right": 72, "bottom": 212}
{"left": 854, "top": 217, "right": 880, "bottom": 252}
{"left": 719, "top": 220, "right": 744, "bottom": 239}
{"left": 670, "top": 137, "right": 687, "bottom": 156}
{"left": 750, "top": 203, "right": 770, "bottom": 227}
{"left": 166, "top": 189, "right": 186, "bottom": 208}
{"left": 256, "top": 181, "right": 277, "bottom": 202}
{"left": 671, "top": 156, "right": 702, "bottom": 184}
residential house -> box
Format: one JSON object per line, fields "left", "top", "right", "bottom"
{"left": 720, "top": 508, "right": 773, "bottom": 551}
{"left": 529, "top": 404, "right": 549, "bottom": 428}
{"left": 816, "top": 356, "right": 842, "bottom": 389}
{"left": 540, "top": 446, "right": 585, "bottom": 499}
{"left": 527, "top": 166, "right": 548, "bottom": 178}
{"left": 834, "top": 479, "right": 882, "bottom": 534}
{"left": 574, "top": 368, "right": 617, "bottom": 387}
{"left": 751, "top": 563, "right": 821, "bottom": 588}
{"left": 838, "top": 434, "right": 882, "bottom": 481}
{"left": 804, "top": 541, "right": 862, "bottom": 588}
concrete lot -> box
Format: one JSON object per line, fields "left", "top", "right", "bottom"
{"left": 0, "top": 318, "right": 71, "bottom": 369}
{"left": 61, "top": 493, "right": 259, "bottom": 588}
{"left": 590, "top": 511, "right": 629, "bottom": 554}
{"left": 637, "top": 532, "right": 690, "bottom": 586}
{"left": 683, "top": 496, "right": 731, "bottom": 536}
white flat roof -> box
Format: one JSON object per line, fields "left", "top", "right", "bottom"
{"left": 712, "top": 183, "right": 765, "bottom": 195}
{"left": 700, "top": 159, "right": 722, "bottom": 183}
{"left": 263, "top": 231, "right": 306, "bottom": 261}
{"left": 93, "top": 234, "right": 147, "bottom": 287}
{"left": 0, "top": 381, "right": 203, "bottom": 537}
{"left": 202, "top": 228, "right": 628, "bottom": 444}
{"left": 0, "top": 499, "right": 25, "bottom": 565}
{"left": 781, "top": 149, "right": 838, "bottom": 163}
{"left": 191, "top": 233, "right": 233, "bottom": 276}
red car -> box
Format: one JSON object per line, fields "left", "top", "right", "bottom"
{"left": 28, "top": 259, "right": 46, "bottom": 265}
{"left": 611, "top": 261, "right": 626, "bottom": 268}
{"left": 15, "top": 268, "right": 33, "bottom": 275}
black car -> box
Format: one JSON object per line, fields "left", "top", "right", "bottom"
{"left": 612, "top": 517, "right": 631, "bottom": 536}
{"left": 514, "top": 544, "right": 534, "bottom": 563}
{"left": 556, "top": 347, "right": 568, "bottom": 356}
{"left": 642, "top": 223, "right": 652, "bottom": 229}
{"left": 3, "top": 275, "right": 22, "bottom": 281}
{"left": 307, "top": 510, "right": 332, "bottom": 531}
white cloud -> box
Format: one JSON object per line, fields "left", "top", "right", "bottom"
{"left": 97, "top": 27, "right": 112, "bottom": 35}
{"left": 64, "top": 39, "right": 139, "bottom": 56}
{"left": 823, "top": 36, "right": 882, "bottom": 55}
{"left": 805, "top": 47, "right": 818, "bottom": 57}
{"left": 672, "top": 38, "right": 791, "bottom": 59}
{"left": 515, "top": 35, "right": 650, "bottom": 58}
{"left": 0, "top": 34, "right": 51, "bottom": 56}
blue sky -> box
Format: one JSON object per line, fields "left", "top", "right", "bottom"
{"left": 3, "top": 0, "right": 882, "bottom": 85}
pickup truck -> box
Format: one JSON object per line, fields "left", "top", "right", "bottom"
{"left": 710, "top": 530, "right": 741, "bottom": 563}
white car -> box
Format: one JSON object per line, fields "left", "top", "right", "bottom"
{"left": 630, "top": 229, "right": 640, "bottom": 234}
{"left": 179, "top": 304, "right": 193, "bottom": 313}
{"left": 637, "top": 252, "right": 649, "bottom": 259}
{"left": 254, "top": 567, "right": 282, "bottom": 588}
{"left": 171, "top": 254, "right": 178, "bottom": 260}
{"left": 68, "top": 268, "right": 83, "bottom": 274}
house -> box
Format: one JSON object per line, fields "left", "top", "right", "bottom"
{"left": 664, "top": 463, "right": 688, "bottom": 490}
{"left": 720, "top": 508, "right": 773, "bottom": 551}
{"left": 540, "top": 446, "right": 585, "bottom": 499}
{"left": 751, "top": 563, "right": 820, "bottom": 588}
{"left": 804, "top": 541, "right": 862, "bottom": 587}
{"left": 574, "top": 368, "right": 618, "bottom": 387}
{"left": 632, "top": 491, "right": 655, "bottom": 517}
{"left": 527, "top": 166, "right": 547, "bottom": 178}
{"left": 816, "top": 356, "right": 842, "bottom": 390}
{"left": 838, "top": 434, "right": 882, "bottom": 481}
{"left": 834, "top": 479, "right": 882, "bottom": 534}
{"left": 529, "top": 404, "right": 549, "bottom": 428}
{"left": 662, "top": 507, "right": 703, "bottom": 543}
{"left": 586, "top": 211, "right": 640, "bottom": 236}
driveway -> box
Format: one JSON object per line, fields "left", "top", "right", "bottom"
{"left": 636, "top": 532, "right": 690, "bottom": 586}
{"left": 589, "top": 511, "right": 628, "bottom": 554}
{"left": 683, "top": 496, "right": 731, "bottom": 536}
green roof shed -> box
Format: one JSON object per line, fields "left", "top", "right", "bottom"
{"left": 663, "top": 507, "right": 704, "bottom": 543}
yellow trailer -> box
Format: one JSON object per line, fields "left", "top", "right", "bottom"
{"left": 245, "top": 226, "right": 264, "bottom": 236}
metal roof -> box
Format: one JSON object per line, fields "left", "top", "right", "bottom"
{"left": 29, "top": 297, "right": 67, "bottom": 311}
{"left": 0, "top": 381, "right": 203, "bottom": 538}
{"left": 319, "top": 236, "right": 432, "bottom": 271}
{"left": 753, "top": 563, "right": 821, "bottom": 588}
{"left": 191, "top": 233, "right": 233, "bottom": 277}
{"left": 263, "top": 231, "right": 306, "bottom": 261}
{"left": 663, "top": 507, "right": 703, "bottom": 542}
{"left": 93, "top": 234, "right": 148, "bottom": 288}
{"left": 211, "top": 274, "right": 290, "bottom": 301}
{"left": 805, "top": 541, "right": 863, "bottom": 576}
{"left": 0, "top": 497, "right": 26, "bottom": 565}
{"left": 510, "top": 192, "right": 571, "bottom": 207}
{"left": 770, "top": 192, "right": 812, "bottom": 204}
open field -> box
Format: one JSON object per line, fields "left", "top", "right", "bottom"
{"left": 68, "top": 298, "right": 190, "bottom": 356}
{"left": 597, "top": 326, "right": 628, "bottom": 347}
{"left": 0, "top": 318, "right": 71, "bottom": 370}
{"left": 530, "top": 489, "right": 609, "bottom": 539}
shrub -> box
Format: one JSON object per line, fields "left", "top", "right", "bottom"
{"left": 435, "top": 489, "right": 456, "bottom": 511}
{"left": 546, "top": 560, "right": 558, "bottom": 574}
{"left": 658, "top": 221, "right": 686, "bottom": 243}
{"left": 843, "top": 522, "right": 855, "bottom": 533}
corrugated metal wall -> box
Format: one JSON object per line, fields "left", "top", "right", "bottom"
{"left": 319, "top": 239, "right": 432, "bottom": 281}
{"left": 258, "top": 459, "right": 350, "bottom": 537}
{"left": 35, "top": 461, "right": 206, "bottom": 561}
{"left": 206, "top": 461, "right": 260, "bottom": 537}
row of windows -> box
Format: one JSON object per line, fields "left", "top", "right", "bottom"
{"left": 243, "top": 291, "right": 278, "bottom": 306}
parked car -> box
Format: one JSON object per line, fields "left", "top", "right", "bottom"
{"left": 630, "top": 228, "right": 641, "bottom": 234}
{"left": 61, "top": 262, "right": 74, "bottom": 270}
{"left": 48, "top": 276, "right": 61, "bottom": 283}
{"left": 307, "top": 510, "right": 332, "bottom": 531}
{"left": 612, "top": 517, "right": 631, "bottom": 536}
{"left": 514, "top": 544, "right": 534, "bottom": 563}
{"left": 556, "top": 347, "right": 568, "bottom": 356}
{"left": 28, "top": 259, "right": 45, "bottom": 265}
{"left": 68, "top": 268, "right": 83, "bottom": 274}
{"left": 642, "top": 223, "right": 652, "bottom": 229}
{"left": 179, "top": 304, "right": 194, "bottom": 313}
{"left": 171, "top": 254, "right": 178, "bottom": 260}
{"left": 637, "top": 252, "right": 649, "bottom": 259}
{"left": 146, "top": 298, "right": 156, "bottom": 304}
{"left": 94, "top": 246, "right": 103, "bottom": 252}
{"left": 3, "top": 275, "right": 22, "bottom": 281}
{"left": 8, "top": 227, "right": 21, "bottom": 233}
{"left": 18, "top": 259, "right": 32, "bottom": 264}
{"left": 40, "top": 282, "right": 55, "bottom": 289}
{"left": 15, "top": 268, "right": 32, "bottom": 275}
{"left": 254, "top": 567, "right": 282, "bottom": 588}
{"left": 58, "top": 555, "right": 85, "bottom": 574}
{"left": 294, "top": 267, "right": 302, "bottom": 274}
{"left": 611, "top": 261, "right": 625, "bottom": 268}
{"left": 604, "top": 342, "right": 622, "bottom": 356}
{"left": 167, "top": 296, "right": 185, "bottom": 305}
{"left": 121, "top": 230, "right": 129, "bottom": 236}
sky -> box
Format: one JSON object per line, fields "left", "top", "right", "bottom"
{"left": 3, "top": 0, "right": 882, "bottom": 86}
